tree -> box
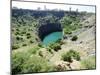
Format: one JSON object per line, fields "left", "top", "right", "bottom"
{"left": 71, "top": 35, "right": 78, "bottom": 41}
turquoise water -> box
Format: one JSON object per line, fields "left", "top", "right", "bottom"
{"left": 42, "top": 32, "right": 63, "bottom": 46}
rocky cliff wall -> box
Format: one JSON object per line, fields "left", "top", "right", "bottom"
{"left": 38, "top": 23, "right": 62, "bottom": 41}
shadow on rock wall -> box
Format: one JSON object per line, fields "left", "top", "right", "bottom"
{"left": 38, "top": 23, "right": 63, "bottom": 41}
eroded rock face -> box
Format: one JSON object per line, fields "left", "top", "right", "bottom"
{"left": 54, "top": 59, "right": 81, "bottom": 71}
{"left": 54, "top": 61, "right": 70, "bottom": 71}
{"left": 70, "top": 59, "right": 81, "bottom": 70}
{"left": 38, "top": 23, "right": 62, "bottom": 41}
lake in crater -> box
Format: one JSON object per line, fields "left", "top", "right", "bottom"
{"left": 42, "top": 31, "right": 63, "bottom": 46}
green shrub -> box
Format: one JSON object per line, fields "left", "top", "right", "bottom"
{"left": 65, "top": 31, "right": 72, "bottom": 34}
{"left": 47, "top": 47, "right": 53, "bottom": 54}
{"left": 61, "top": 50, "right": 80, "bottom": 62}
{"left": 28, "top": 46, "right": 40, "bottom": 54}
{"left": 81, "top": 56, "right": 96, "bottom": 69}
{"left": 64, "top": 28, "right": 72, "bottom": 35}
{"left": 15, "top": 31, "right": 20, "bottom": 35}
{"left": 64, "top": 28, "right": 72, "bottom": 34}
{"left": 49, "top": 43, "right": 61, "bottom": 52}
{"left": 12, "top": 44, "right": 20, "bottom": 50}
{"left": 16, "top": 36, "right": 20, "bottom": 40}
{"left": 38, "top": 43, "right": 43, "bottom": 48}
{"left": 22, "top": 55, "right": 54, "bottom": 73}
{"left": 27, "top": 35, "right": 31, "bottom": 39}
{"left": 62, "top": 52, "right": 72, "bottom": 62}
{"left": 22, "top": 43, "right": 27, "bottom": 46}
{"left": 26, "top": 33, "right": 31, "bottom": 39}
{"left": 26, "top": 33, "right": 31, "bottom": 36}
{"left": 71, "top": 35, "right": 78, "bottom": 41}
{"left": 56, "top": 39, "right": 64, "bottom": 45}
{"left": 12, "top": 52, "right": 30, "bottom": 74}
{"left": 38, "top": 51, "right": 43, "bottom": 57}
{"left": 16, "top": 28, "right": 19, "bottom": 31}
{"left": 21, "top": 31, "right": 26, "bottom": 34}
{"left": 30, "top": 40, "right": 34, "bottom": 43}
{"left": 12, "top": 51, "right": 54, "bottom": 74}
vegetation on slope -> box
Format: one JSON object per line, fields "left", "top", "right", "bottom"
{"left": 81, "top": 56, "right": 96, "bottom": 69}
{"left": 12, "top": 8, "right": 96, "bottom": 74}
{"left": 61, "top": 49, "right": 80, "bottom": 62}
